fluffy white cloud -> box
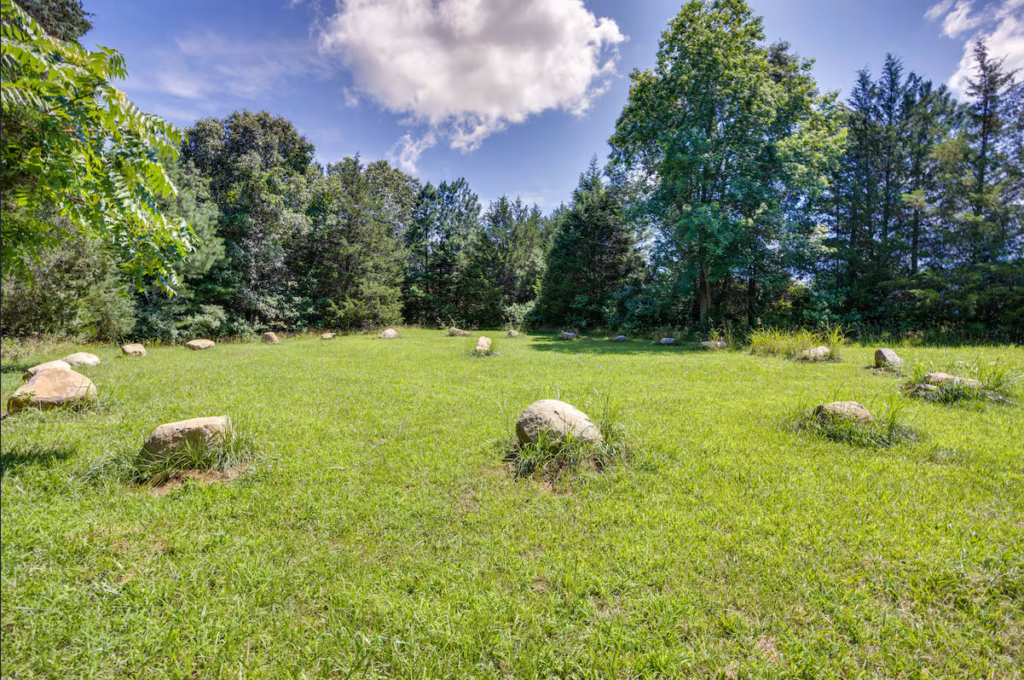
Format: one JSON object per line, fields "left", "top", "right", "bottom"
{"left": 316, "top": 0, "right": 625, "bottom": 171}
{"left": 925, "top": 0, "right": 1024, "bottom": 95}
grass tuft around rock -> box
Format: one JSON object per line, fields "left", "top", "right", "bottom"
{"left": 903, "top": 357, "right": 1020, "bottom": 405}
{"left": 790, "top": 396, "right": 920, "bottom": 448}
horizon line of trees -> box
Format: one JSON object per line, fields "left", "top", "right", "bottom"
{"left": 2, "top": 0, "right": 1022, "bottom": 342}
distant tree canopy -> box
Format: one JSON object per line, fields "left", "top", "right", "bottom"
{"left": 1, "top": 0, "right": 1021, "bottom": 341}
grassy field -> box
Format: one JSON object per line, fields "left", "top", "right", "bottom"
{"left": 1, "top": 331, "right": 1022, "bottom": 679}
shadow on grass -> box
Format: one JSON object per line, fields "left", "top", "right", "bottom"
{"left": 527, "top": 335, "right": 706, "bottom": 355}
{"left": 1, "top": 444, "right": 77, "bottom": 476}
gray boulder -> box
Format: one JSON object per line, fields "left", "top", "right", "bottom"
{"left": 448, "top": 328, "right": 471, "bottom": 337}
{"left": 800, "top": 346, "right": 831, "bottom": 361}
{"left": 140, "top": 415, "right": 232, "bottom": 464}
{"left": 507, "top": 330, "right": 520, "bottom": 338}
{"left": 924, "top": 372, "right": 982, "bottom": 389}
{"left": 611, "top": 335, "right": 627, "bottom": 342}
{"left": 874, "top": 348, "right": 903, "bottom": 367}
{"left": 380, "top": 329, "right": 399, "bottom": 339}
{"left": 814, "top": 401, "right": 873, "bottom": 423}
{"left": 516, "top": 399, "right": 602, "bottom": 448}
{"left": 561, "top": 332, "right": 577, "bottom": 340}
{"left": 660, "top": 338, "right": 675, "bottom": 345}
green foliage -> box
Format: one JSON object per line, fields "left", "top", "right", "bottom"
{"left": 904, "top": 357, "right": 1020, "bottom": 405}
{"left": 748, "top": 325, "right": 845, "bottom": 360}
{"left": 1, "top": 0, "right": 193, "bottom": 289}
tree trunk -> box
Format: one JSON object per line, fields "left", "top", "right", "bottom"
{"left": 698, "top": 262, "right": 712, "bottom": 325}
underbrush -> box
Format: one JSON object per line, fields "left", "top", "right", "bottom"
{"left": 749, "top": 325, "right": 846, "bottom": 361}
{"left": 789, "top": 395, "right": 919, "bottom": 448}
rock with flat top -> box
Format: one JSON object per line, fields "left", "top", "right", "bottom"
{"left": 121, "top": 343, "right": 146, "bottom": 357}
{"left": 22, "top": 360, "right": 71, "bottom": 381}
{"left": 800, "top": 346, "right": 831, "bottom": 361}
{"left": 924, "top": 372, "right": 982, "bottom": 389}
{"left": 185, "top": 339, "right": 215, "bottom": 351}
{"left": 62, "top": 352, "right": 101, "bottom": 367}
{"left": 447, "top": 328, "right": 471, "bottom": 337}
{"left": 320, "top": 333, "right": 336, "bottom": 340}
{"left": 814, "top": 401, "right": 873, "bottom": 423}
{"left": 660, "top": 338, "right": 676, "bottom": 345}
{"left": 380, "top": 329, "right": 399, "bottom": 339}
{"left": 475, "top": 336, "right": 493, "bottom": 354}
{"left": 8, "top": 369, "right": 97, "bottom": 414}
{"left": 874, "top": 348, "right": 903, "bottom": 367}
{"left": 701, "top": 341, "right": 726, "bottom": 350}
{"left": 139, "top": 415, "right": 232, "bottom": 464}
{"left": 261, "top": 332, "right": 280, "bottom": 345}
{"left": 516, "top": 399, "right": 602, "bottom": 448}
{"left": 561, "top": 332, "right": 577, "bottom": 340}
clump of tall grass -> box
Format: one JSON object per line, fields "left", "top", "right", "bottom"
{"left": 904, "top": 357, "right": 1019, "bottom": 405}
{"left": 504, "top": 396, "right": 633, "bottom": 480}
{"left": 789, "top": 395, "right": 919, "bottom": 448}
{"left": 749, "top": 325, "right": 845, "bottom": 361}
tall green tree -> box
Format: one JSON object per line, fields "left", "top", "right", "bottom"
{"left": 609, "top": 0, "right": 844, "bottom": 325}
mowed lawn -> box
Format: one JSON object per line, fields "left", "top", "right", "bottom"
{"left": 1, "top": 331, "right": 1022, "bottom": 679}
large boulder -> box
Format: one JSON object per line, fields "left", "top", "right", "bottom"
{"left": 561, "top": 332, "right": 577, "bottom": 340}
{"left": 320, "top": 332, "right": 336, "bottom": 340}
{"left": 8, "top": 369, "right": 97, "bottom": 414}
{"left": 701, "top": 341, "right": 726, "bottom": 350}
{"left": 380, "top": 329, "right": 399, "bottom": 339}
{"left": 139, "top": 415, "right": 232, "bottom": 464}
{"left": 448, "top": 328, "right": 471, "bottom": 337}
{"left": 507, "top": 330, "right": 520, "bottom": 338}
{"left": 924, "top": 372, "right": 982, "bottom": 389}
{"left": 814, "top": 401, "right": 873, "bottom": 423}
{"left": 800, "top": 346, "right": 831, "bottom": 361}
{"left": 121, "top": 343, "right": 146, "bottom": 357}
{"left": 660, "top": 338, "right": 676, "bottom": 345}
{"left": 185, "top": 339, "right": 215, "bottom": 351}
{"left": 611, "top": 335, "right": 627, "bottom": 342}
{"left": 874, "top": 348, "right": 903, "bottom": 367}
{"left": 22, "top": 360, "right": 71, "bottom": 381}
{"left": 516, "top": 399, "right": 603, "bottom": 448}
{"left": 475, "top": 336, "right": 493, "bottom": 354}
{"left": 62, "top": 352, "right": 101, "bottom": 367}
{"left": 261, "top": 332, "right": 281, "bottom": 345}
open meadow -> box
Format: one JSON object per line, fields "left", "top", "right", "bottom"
{"left": 1, "top": 331, "right": 1022, "bottom": 678}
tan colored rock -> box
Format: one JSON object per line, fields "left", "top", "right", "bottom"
{"left": 701, "top": 341, "right": 726, "bottom": 350}
{"left": 185, "top": 339, "right": 215, "bottom": 351}
{"left": 380, "top": 329, "right": 399, "bottom": 339}
{"left": 22, "top": 360, "right": 71, "bottom": 381}
{"left": 874, "top": 348, "right": 903, "bottom": 367}
{"left": 660, "top": 338, "right": 676, "bottom": 345}
{"left": 62, "top": 352, "right": 101, "bottom": 367}
{"left": 561, "top": 332, "right": 577, "bottom": 340}
{"left": 320, "top": 333, "right": 336, "bottom": 340}
{"left": 507, "top": 330, "right": 520, "bottom": 338}
{"left": 516, "top": 399, "right": 603, "bottom": 448}
{"left": 800, "top": 346, "right": 831, "bottom": 361}
{"left": 261, "top": 332, "right": 280, "bottom": 345}
{"left": 121, "top": 343, "right": 147, "bottom": 357}
{"left": 475, "top": 336, "right": 493, "bottom": 354}
{"left": 139, "top": 416, "right": 232, "bottom": 464}
{"left": 8, "top": 369, "right": 97, "bottom": 414}
{"left": 924, "top": 372, "right": 982, "bottom": 389}
{"left": 448, "top": 328, "right": 471, "bottom": 337}
{"left": 814, "top": 401, "right": 873, "bottom": 423}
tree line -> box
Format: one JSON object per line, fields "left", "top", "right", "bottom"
{"left": 2, "top": 0, "right": 1022, "bottom": 342}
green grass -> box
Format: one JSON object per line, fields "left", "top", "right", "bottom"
{"left": 749, "top": 325, "right": 846, "bottom": 361}
{"left": 2, "top": 332, "right": 1022, "bottom": 678}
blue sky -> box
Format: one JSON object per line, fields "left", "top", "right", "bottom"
{"left": 83, "top": 0, "right": 1022, "bottom": 211}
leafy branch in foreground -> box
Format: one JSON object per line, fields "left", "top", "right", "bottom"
{"left": 1, "top": 0, "right": 193, "bottom": 290}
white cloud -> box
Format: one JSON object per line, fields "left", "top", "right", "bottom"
{"left": 926, "top": 0, "right": 1024, "bottom": 95}
{"left": 317, "top": 0, "right": 625, "bottom": 169}
{"left": 389, "top": 131, "right": 438, "bottom": 173}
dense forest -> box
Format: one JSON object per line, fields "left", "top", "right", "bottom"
{"left": 2, "top": 0, "right": 1022, "bottom": 341}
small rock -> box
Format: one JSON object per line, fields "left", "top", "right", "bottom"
{"left": 22, "top": 360, "right": 71, "bottom": 381}
{"left": 62, "top": 352, "right": 101, "bottom": 367}
{"left": 917, "top": 384, "right": 940, "bottom": 393}
{"left": 261, "top": 332, "right": 281, "bottom": 345}
{"left": 701, "top": 341, "right": 726, "bottom": 350}
{"left": 814, "top": 401, "right": 873, "bottom": 423}
{"left": 448, "top": 328, "right": 471, "bottom": 337}
{"left": 800, "top": 346, "right": 831, "bottom": 361}
{"left": 475, "top": 336, "right": 493, "bottom": 354}
{"left": 924, "top": 372, "right": 982, "bottom": 389}
{"left": 121, "top": 343, "right": 147, "bottom": 357}
{"left": 561, "top": 332, "right": 577, "bottom": 340}
{"left": 516, "top": 399, "right": 603, "bottom": 448}
{"left": 874, "top": 348, "right": 903, "bottom": 367}
{"left": 507, "top": 330, "right": 520, "bottom": 338}
{"left": 320, "top": 333, "right": 336, "bottom": 340}
{"left": 8, "top": 369, "right": 97, "bottom": 414}
{"left": 139, "top": 415, "right": 232, "bottom": 464}
{"left": 185, "top": 339, "right": 215, "bottom": 351}
{"left": 380, "top": 329, "right": 399, "bottom": 339}
{"left": 611, "top": 335, "right": 627, "bottom": 342}
{"left": 660, "top": 338, "right": 675, "bottom": 345}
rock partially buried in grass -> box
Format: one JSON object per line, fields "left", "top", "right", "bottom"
{"left": 701, "top": 341, "right": 726, "bottom": 350}
{"left": 320, "top": 333, "right": 336, "bottom": 340}
{"left": 380, "top": 329, "right": 399, "bottom": 339}
{"left": 62, "top": 352, "right": 101, "bottom": 367}
{"left": 561, "top": 332, "right": 577, "bottom": 340}
{"left": 185, "top": 339, "right": 215, "bottom": 351}
{"left": 261, "top": 332, "right": 280, "bottom": 345}
{"left": 121, "top": 343, "right": 147, "bottom": 357}
{"left": 660, "top": 338, "right": 676, "bottom": 345}
{"left": 448, "top": 328, "right": 471, "bottom": 337}
{"left": 516, "top": 399, "right": 603, "bottom": 448}
{"left": 22, "top": 360, "right": 71, "bottom": 381}
{"left": 800, "top": 346, "right": 831, "bottom": 361}
{"left": 507, "top": 330, "right": 520, "bottom": 338}
{"left": 874, "top": 348, "right": 903, "bottom": 367}
{"left": 612, "top": 335, "right": 627, "bottom": 342}
{"left": 924, "top": 372, "right": 982, "bottom": 389}
{"left": 814, "top": 401, "right": 873, "bottom": 423}
{"left": 475, "top": 336, "right": 492, "bottom": 354}
{"left": 140, "top": 415, "right": 232, "bottom": 464}
{"left": 8, "top": 369, "right": 97, "bottom": 414}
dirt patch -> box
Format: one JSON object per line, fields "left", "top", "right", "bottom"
{"left": 457, "top": 488, "right": 480, "bottom": 515}
{"left": 146, "top": 464, "right": 247, "bottom": 496}
{"left": 755, "top": 637, "right": 779, "bottom": 664}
